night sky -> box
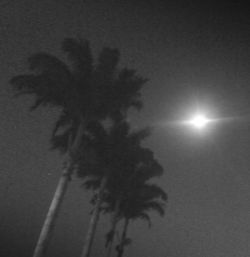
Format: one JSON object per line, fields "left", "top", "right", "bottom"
{"left": 1, "top": 1, "right": 250, "bottom": 256}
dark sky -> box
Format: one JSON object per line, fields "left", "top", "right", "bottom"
{"left": 1, "top": 1, "right": 250, "bottom": 257}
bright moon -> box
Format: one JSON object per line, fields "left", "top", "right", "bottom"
{"left": 189, "top": 114, "right": 210, "bottom": 129}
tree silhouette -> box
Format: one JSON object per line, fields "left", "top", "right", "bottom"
{"left": 115, "top": 182, "right": 167, "bottom": 257}
{"left": 78, "top": 120, "right": 166, "bottom": 257}
{"left": 77, "top": 121, "right": 150, "bottom": 257}
{"left": 10, "top": 38, "right": 147, "bottom": 257}
{"left": 103, "top": 155, "right": 167, "bottom": 257}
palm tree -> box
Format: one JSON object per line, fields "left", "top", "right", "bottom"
{"left": 10, "top": 38, "right": 147, "bottom": 257}
{"left": 115, "top": 182, "right": 167, "bottom": 257}
{"left": 77, "top": 121, "right": 151, "bottom": 257}
{"left": 79, "top": 121, "right": 165, "bottom": 257}
{"left": 103, "top": 158, "right": 167, "bottom": 257}
{"left": 104, "top": 153, "right": 164, "bottom": 257}
{"left": 115, "top": 218, "right": 130, "bottom": 257}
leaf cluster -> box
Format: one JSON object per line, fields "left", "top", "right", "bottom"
{"left": 10, "top": 38, "right": 147, "bottom": 154}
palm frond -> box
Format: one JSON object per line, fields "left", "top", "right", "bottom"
{"left": 28, "top": 52, "right": 72, "bottom": 79}
{"left": 11, "top": 71, "right": 72, "bottom": 111}
{"left": 137, "top": 160, "right": 164, "bottom": 181}
{"left": 50, "top": 128, "right": 71, "bottom": 153}
{"left": 62, "top": 37, "right": 93, "bottom": 78}
{"left": 142, "top": 184, "right": 168, "bottom": 201}
{"left": 142, "top": 201, "right": 165, "bottom": 217}
{"left": 130, "top": 127, "right": 151, "bottom": 144}
{"left": 95, "top": 47, "right": 120, "bottom": 80}
{"left": 114, "top": 68, "right": 148, "bottom": 110}
{"left": 11, "top": 74, "right": 37, "bottom": 94}
{"left": 138, "top": 212, "right": 152, "bottom": 227}
{"left": 11, "top": 74, "right": 55, "bottom": 110}
{"left": 51, "top": 111, "right": 73, "bottom": 137}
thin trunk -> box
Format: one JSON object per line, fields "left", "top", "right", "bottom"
{"left": 32, "top": 160, "right": 72, "bottom": 257}
{"left": 116, "top": 219, "right": 129, "bottom": 257}
{"left": 81, "top": 176, "right": 107, "bottom": 257}
{"left": 106, "top": 199, "right": 120, "bottom": 257}
{"left": 33, "top": 121, "right": 85, "bottom": 257}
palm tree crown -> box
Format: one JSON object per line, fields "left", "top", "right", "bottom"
{"left": 11, "top": 38, "right": 147, "bottom": 157}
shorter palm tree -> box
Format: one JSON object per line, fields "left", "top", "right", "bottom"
{"left": 115, "top": 218, "right": 131, "bottom": 257}
{"left": 77, "top": 121, "right": 150, "bottom": 257}
{"left": 99, "top": 142, "right": 167, "bottom": 257}
{"left": 115, "top": 182, "right": 167, "bottom": 257}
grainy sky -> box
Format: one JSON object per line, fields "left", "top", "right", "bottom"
{"left": 1, "top": 1, "right": 250, "bottom": 257}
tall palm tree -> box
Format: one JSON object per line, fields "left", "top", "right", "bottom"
{"left": 10, "top": 38, "right": 147, "bottom": 257}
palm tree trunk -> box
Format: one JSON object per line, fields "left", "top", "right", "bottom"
{"left": 81, "top": 176, "right": 107, "bottom": 257}
{"left": 116, "top": 218, "right": 129, "bottom": 257}
{"left": 33, "top": 122, "right": 85, "bottom": 257}
{"left": 32, "top": 160, "right": 73, "bottom": 257}
{"left": 106, "top": 199, "right": 120, "bottom": 257}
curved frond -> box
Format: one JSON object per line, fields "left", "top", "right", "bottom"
{"left": 11, "top": 69, "right": 73, "bottom": 111}
{"left": 137, "top": 159, "right": 164, "bottom": 180}
{"left": 11, "top": 74, "right": 37, "bottom": 95}
{"left": 50, "top": 128, "right": 71, "bottom": 153}
{"left": 114, "top": 68, "right": 148, "bottom": 110}
{"left": 50, "top": 117, "right": 86, "bottom": 155}
{"left": 62, "top": 37, "right": 93, "bottom": 78}
{"left": 10, "top": 74, "right": 60, "bottom": 110}
{"left": 95, "top": 47, "right": 120, "bottom": 80}
{"left": 28, "top": 53, "right": 72, "bottom": 79}
{"left": 137, "top": 212, "right": 152, "bottom": 228}
{"left": 142, "top": 184, "right": 168, "bottom": 201}
{"left": 52, "top": 111, "right": 73, "bottom": 137}
{"left": 142, "top": 201, "right": 165, "bottom": 217}
{"left": 130, "top": 127, "right": 151, "bottom": 144}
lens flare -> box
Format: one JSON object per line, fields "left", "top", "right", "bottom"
{"left": 189, "top": 114, "right": 210, "bottom": 129}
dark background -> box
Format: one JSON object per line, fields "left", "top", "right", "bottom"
{"left": 1, "top": 1, "right": 250, "bottom": 256}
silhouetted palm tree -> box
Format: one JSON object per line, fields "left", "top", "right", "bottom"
{"left": 10, "top": 38, "right": 147, "bottom": 257}
{"left": 104, "top": 153, "right": 164, "bottom": 257}
{"left": 77, "top": 121, "right": 151, "bottom": 257}
{"left": 79, "top": 121, "right": 165, "bottom": 257}
{"left": 104, "top": 158, "right": 167, "bottom": 257}
{"left": 115, "top": 182, "right": 167, "bottom": 257}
